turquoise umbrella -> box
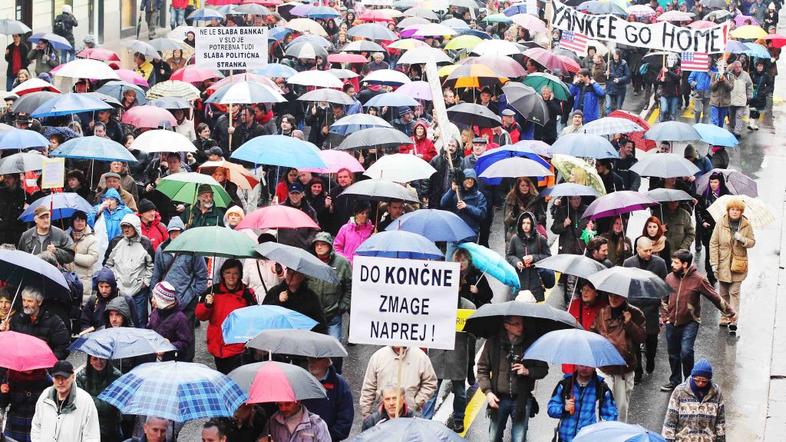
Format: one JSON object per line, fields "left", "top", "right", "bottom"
{"left": 50, "top": 136, "right": 138, "bottom": 163}
{"left": 457, "top": 242, "right": 520, "bottom": 291}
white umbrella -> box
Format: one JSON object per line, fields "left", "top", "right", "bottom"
{"left": 0, "top": 19, "right": 32, "bottom": 35}
{"left": 413, "top": 23, "right": 457, "bottom": 37}
{"left": 471, "top": 40, "right": 521, "bottom": 57}
{"left": 130, "top": 130, "right": 197, "bottom": 154}
{"left": 207, "top": 81, "right": 287, "bottom": 105}
{"left": 397, "top": 46, "right": 452, "bottom": 64}
{"left": 148, "top": 37, "right": 189, "bottom": 52}
{"left": 54, "top": 59, "right": 120, "bottom": 80}
{"left": 287, "top": 70, "right": 343, "bottom": 88}
{"left": 364, "top": 153, "right": 436, "bottom": 182}
{"left": 362, "top": 69, "right": 412, "bottom": 85}
{"left": 124, "top": 40, "right": 162, "bottom": 60}
{"left": 341, "top": 40, "right": 386, "bottom": 53}
{"left": 167, "top": 25, "right": 196, "bottom": 40}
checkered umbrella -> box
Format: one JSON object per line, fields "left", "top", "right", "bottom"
{"left": 97, "top": 361, "right": 247, "bottom": 422}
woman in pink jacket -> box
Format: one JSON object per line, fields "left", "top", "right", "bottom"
{"left": 333, "top": 201, "right": 374, "bottom": 264}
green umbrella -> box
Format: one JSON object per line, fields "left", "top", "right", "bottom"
{"left": 522, "top": 73, "right": 571, "bottom": 102}
{"left": 164, "top": 226, "right": 257, "bottom": 258}
{"left": 156, "top": 172, "right": 233, "bottom": 208}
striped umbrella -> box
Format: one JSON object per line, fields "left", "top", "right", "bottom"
{"left": 146, "top": 80, "right": 201, "bottom": 100}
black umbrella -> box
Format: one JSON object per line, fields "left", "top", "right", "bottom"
{"left": 255, "top": 243, "right": 338, "bottom": 284}
{"left": 246, "top": 329, "right": 347, "bottom": 358}
{"left": 464, "top": 301, "right": 578, "bottom": 338}
{"left": 553, "top": 47, "right": 581, "bottom": 65}
{"left": 502, "top": 83, "right": 549, "bottom": 126}
{"left": 586, "top": 267, "right": 670, "bottom": 300}
{"left": 340, "top": 179, "right": 419, "bottom": 203}
{"left": 646, "top": 188, "right": 694, "bottom": 203}
{"left": 11, "top": 91, "right": 59, "bottom": 114}
{"left": 0, "top": 249, "right": 70, "bottom": 303}
{"left": 535, "top": 255, "right": 607, "bottom": 279}
{"left": 337, "top": 127, "right": 414, "bottom": 151}
{"left": 447, "top": 103, "right": 502, "bottom": 128}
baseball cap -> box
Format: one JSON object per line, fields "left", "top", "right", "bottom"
{"left": 34, "top": 206, "right": 51, "bottom": 218}
{"left": 51, "top": 360, "right": 74, "bottom": 377}
{"left": 288, "top": 182, "right": 305, "bottom": 193}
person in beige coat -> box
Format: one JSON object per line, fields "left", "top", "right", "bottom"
{"left": 709, "top": 198, "right": 755, "bottom": 333}
{"left": 67, "top": 211, "right": 100, "bottom": 302}
{"left": 358, "top": 346, "right": 437, "bottom": 418}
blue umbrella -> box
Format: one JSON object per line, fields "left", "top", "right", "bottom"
{"left": 50, "top": 136, "right": 138, "bottom": 163}
{"left": 306, "top": 6, "right": 341, "bottom": 18}
{"left": 363, "top": 92, "right": 420, "bottom": 108}
{"left": 355, "top": 230, "right": 443, "bottom": 260}
{"left": 579, "top": 0, "right": 628, "bottom": 15}
{"left": 478, "top": 157, "right": 553, "bottom": 179}
{"left": 69, "top": 327, "right": 177, "bottom": 358}
{"left": 475, "top": 142, "right": 551, "bottom": 185}
{"left": 222, "top": 305, "right": 319, "bottom": 344}
{"left": 523, "top": 329, "right": 625, "bottom": 367}
{"left": 269, "top": 27, "right": 293, "bottom": 41}
{"left": 551, "top": 134, "right": 619, "bottom": 159}
{"left": 96, "top": 80, "right": 148, "bottom": 105}
{"left": 28, "top": 32, "right": 71, "bottom": 50}
{"left": 693, "top": 123, "right": 739, "bottom": 147}
{"left": 19, "top": 193, "right": 93, "bottom": 222}
{"left": 645, "top": 121, "right": 700, "bottom": 141}
{"left": 0, "top": 250, "right": 70, "bottom": 302}
{"left": 351, "top": 417, "right": 465, "bottom": 441}
{"left": 0, "top": 128, "right": 50, "bottom": 150}
{"left": 42, "top": 126, "right": 80, "bottom": 141}
{"left": 725, "top": 40, "right": 749, "bottom": 54}
{"left": 457, "top": 242, "right": 520, "bottom": 290}
{"left": 31, "top": 92, "right": 113, "bottom": 118}
{"left": 457, "top": 29, "right": 493, "bottom": 39}
{"left": 574, "top": 421, "right": 667, "bottom": 442}
{"left": 744, "top": 42, "right": 772, "bottom": 59}
{"left": 98, "top": 361, "right": 247, "bottom": 422}
{"left": 231, "top": 135, "right": 326, "bottom": 169}
{"left": 187, "top": 8, "right": 225, "bottom": 21}
{"left": 540, "top": 183, "right": 600, "bottom": 198}
{"left": 385, "top": 209, "right": 476, "bottom": 242}
{"left": 504, "top": 3, "right": 531, "bottom": 16}
{"left": 254, "top": 63, "right": 298, "bottom": 78}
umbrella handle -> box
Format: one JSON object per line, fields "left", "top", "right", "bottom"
{"left": 2, "top": 282, "right": 23, "bottom": 332}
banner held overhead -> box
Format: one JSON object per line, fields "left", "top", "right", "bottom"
{"left": 195, "top": 27, "right": 269, "bottom": 70}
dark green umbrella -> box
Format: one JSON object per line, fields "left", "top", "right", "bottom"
{"left": 164, "top": 226, "right": 257, "bottom": 258}
{"left": 522, "top": 72, "right": 571, "bottom": 101}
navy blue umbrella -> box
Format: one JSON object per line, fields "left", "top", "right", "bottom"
{"left": 70, "top": 327, "right": 177, "bottom": 359}
{"left": 0, "top": 250, "right": 70, "bottom": 302}
{"left": 385, "top": 209, "right": 476, "bottom": 242}
{"left": 355, "top": 230, "right": 443, "bottom": 260}
{"left": 42, "top": 126, "right": 80, "bottom": 141}
{"left": 19, "top": 193, "right": 94, "bottom": 222}
{"left": 475, "top": 142, "right": 551, "bottom": 185}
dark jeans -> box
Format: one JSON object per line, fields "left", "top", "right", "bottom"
{"left": 488, "top": 395, "right": 531, "bottom": 442}
{"left": 132, "top": 288, "right": 150, "bottom": 327}
{"left": 666, "top": 322, "right": 699, "bottom": 386}
{"left": 181, "top": 296, "right": 198, "bottom": 362}
{"left": 634, "top": 333, "right": 659, "bottom": 378}
{"left": 214, "top": 354, "right": 243, "bottom": 375}
{"left": 421, "top": 379, "right": 467, "bottom": 425}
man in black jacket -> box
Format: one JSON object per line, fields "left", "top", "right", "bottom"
{"left": 595, "top": 159, "right": 625, "bottom": 194}
{"left": 2, "top": 287, "right": 70, "bottom": 359}
{"left": 53, "top": 5, "right": 78, "bottom": 61}
{"left": 263, "top": 269, "right": 327, "bottom": 333}
{"left": 0, "top": 173, "right": 26, "bottom": 246}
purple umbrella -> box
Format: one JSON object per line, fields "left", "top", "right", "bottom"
{"left": 734, "top": 15, "right": 758, "bottom": 26}
{"left": 396, "top": 81, "right": 432, "bottom": 100}
{"left": 581, "top": 191, "right": 657, "bottom": 220}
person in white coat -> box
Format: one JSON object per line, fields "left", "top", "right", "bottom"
{"left": 31, "top": 361, "right": 100, "bottom": 442}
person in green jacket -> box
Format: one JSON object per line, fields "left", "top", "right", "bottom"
{"left": 181, "top": 184, "right": 225, "bottom": 228}
{"left": 76, "top": 355, "right": 123, "bottom": 442}
{"left": 308, "top": 231, "right": 352, "bottom": 373}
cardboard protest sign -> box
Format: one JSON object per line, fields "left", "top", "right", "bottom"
{"left": 195, "top": 27, "right": 269, "bottom": 70}
{"left": 349, "top": 256, "right": 460, "bottom": 350}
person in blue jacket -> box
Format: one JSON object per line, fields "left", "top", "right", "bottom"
{"left": 302, "top": 357, "right": 354, "bottom": 441}
{"left": 688, "top": 68, "right": 713, "bottom": 124}
{"left": 88, "top": 188, "right": 134, "bottom": 243}
{"left": 570, "top": 68, "right": 605, "bottom": 123}
{"left": 606, "top": 50, "right": 631, "bottom": 114}
{"left": 548, "top": 365, "right": 619, "bottom": 442}
{"left": 440, "top": 169, "right": 488, "bottom": 259}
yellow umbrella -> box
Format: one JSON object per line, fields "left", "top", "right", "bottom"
{"left": 444, "top": 64, "right": 508, "bottom": 89}
{"left": 287, "top": 18, "right": 328, "bottom": 36}
{"left": 389, "top": 38, "right": 429, "bottom": 50}
{"left": 731, "top": 25, "right": 767, "bottom": 40}
{"left": 551, "top": 154, "right": 606, "bottom": 196}
{"left": 437, "top": 64, "right": 460, "bottom": 77}
{"left": 445, "top": 35, "right": 483, "bottom": 51}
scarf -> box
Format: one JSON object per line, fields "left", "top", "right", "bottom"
{"left": 689, "top": 378, "right": 711, "bottom": 401}
{"left": 650, "top": 235, "right": 666, "bottom": 253}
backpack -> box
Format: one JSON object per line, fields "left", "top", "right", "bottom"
{"left": 53, "top": 16, "right": 66, "bottom": 37}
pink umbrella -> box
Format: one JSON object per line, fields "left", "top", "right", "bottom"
{"left": 396, "top": 80, "right": 432, "bottom": 100}
{"left": 734, "top": 15, "right": 759, "bottom": 26}
{"left": 171, "top": 66, "right": 224, "bottom": 83}
{"left": 115, "top": 69, "right": 149, "bottom": 87}
{"left": 327, "top": 53, "right": 368, "bottom": 64}
{"left": 688, "top": 20, "right": 718, "bottom": 29}
{"left": 232, "top": 361, "right": 326, "bottom": 404}
{"left": 237, "top": 205, "right": 320, "bottom": 230}
{"left": 0, "top": 331, "right": 57, "bottom": 372}
{"left": 300, "top": 150, "right": 365, "bottom": 174}
{"left": 77, "top": 47, "right": 121, "bottom": 62}
{"left": 121, "top": 105, "right": 177, "bottom": 129}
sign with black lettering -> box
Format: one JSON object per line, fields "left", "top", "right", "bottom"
{"left": 349, "top": 256, "right": 460, "bottom": 350}
{"left": 195, "top": 27, "right": 269, "bottom": 70}
{"left": 551, "top": 0, "right": 728, "bottom": 54}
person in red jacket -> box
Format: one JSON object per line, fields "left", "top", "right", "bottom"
{"left": 137, "top": 199, "right": 168, "bottom": 251}
{"left": 401, "top": 120, "right": 437, "bottom": 162}
{"left": 195, "top": 259, "right": 257, "bottom": 374}
{"left": 564, "top": 280, "right": 608, "bottom": 374}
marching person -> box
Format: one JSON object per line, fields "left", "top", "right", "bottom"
{"left": 547, "top": 365, "right": 619, "bottom": 442}
{"left": 30, "top": 361, "right": 100, "bottom": 442}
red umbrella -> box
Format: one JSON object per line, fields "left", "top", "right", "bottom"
{"left": 10, "top": 78, "right": 61, "bottom": 96}
{"left": 328, "top": 53, "right": 368, "bottom": 64}
{"left": 524, "top": 47, "right": 580, "bottom": 73}
{"left": 609, "top": 110, "right": 656, "bottom": 152}
{"left": 237, "top": 205, "right": 320, "bottom": 230}
{"left": 0, "top": 331, "right": 57, "bottom": 371}
{"left": 77, "top": 47, "right": 121, "bottom": 62}
{"left": 121, "top": 105, "right": 177, "bottom": 129}
{"left": 115, "top": 69, "right": 149, "bottom": 87}
{"left": 763, "top": 34, "right": 786, "bottom": 48}
{"left": 171, "top": 66, "right": 224, "bottom": 83}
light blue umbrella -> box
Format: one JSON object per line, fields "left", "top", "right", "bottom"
{"left": 523, "top": 328, "right": 625, "bottom": 366}
{"left": 457, "top": 242, "right": 520, "bottom": 290}
{"left": 0, "top": 128, "right": 50, "bottom": 150}
{"left": 306, "top": 5, "right": 341, "bottom": 19}
{"left": 19, "top": 193, "right": 93, "bottom": 222}
{"left": 693, "top": 123, "right": 739, "bottom": 147}
{"left": 385, "top": 209, "right": 476, "bottom": 242}
{"left": 50, "top": 136, "right": 138, "bottom": 163}
{"left": 98, "top": 361, "right": 247, "bottom": 423}
{"left": 69, "top": 327, "right": 177, "bottom": 359}
{"left": 31, "top": 92, "right": 113, "bottom": 117}
{"left": 187, "top": 8, "right": 225, "bottom": 21}
{"left": 504, "top": 3, "right": 531, "bottom": 16}
{"left": 551, "top": 134, "right": 619, "bottom": 159}
{"left": 254, "top": 63, "right": 298, "bottom": 78}
{"left": 150, "top": 96, "right": 191, "bottom": 110}
{"left": 269, "top": 27, "right": 293, "bottom": 41}
{"left": 231, "top": 135, "right": 326, "bottom": 168}
{"left": 355, "top": 230, "right": 443, "bottom": 260}
{"left": 745, "top": 42, "right": 772, "bottom": 59}
{"left": 96, "top": 80, "right": 148, "bottom": 105}
{"left": 363, "top": 92, "right": 420, "bottom": 108}
{"left": 574, "top": 421, "right": 667, "bottom": 442}
{"left": 645, "top": 121, "right": 700, "bottom": 141}
{"left": 351, "top": 417, "right": 465, "bottom": 441}
{"left": 28, "top": 32, "right": 71, "bottom": 50}
{"left": 725, "top": 40, "right": 748, "bottom": 54}
{"left": 222, "top": 305, "right": 319, "bottom": 344}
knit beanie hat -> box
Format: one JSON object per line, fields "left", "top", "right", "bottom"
{"left": 691, "top": 358, "right": 713, "bottom": 379}
{"left": 152, "top": 281, "right": 177, "bottom": 309}
{"left": 138, "top": 199, "right": 157, "bottom": 214}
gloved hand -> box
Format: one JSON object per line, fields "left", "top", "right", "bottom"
{"left": 712, "top": 265, "right": 718, "bottom": 274}
{"left": 733, "top": 232, "right": 744, "bottom": 242}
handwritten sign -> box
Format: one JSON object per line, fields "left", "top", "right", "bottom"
{"left": 40, "top": 157, "right": 65, "bottom": 190}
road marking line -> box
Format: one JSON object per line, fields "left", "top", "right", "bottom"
{"left": 461, "top": 388, "right": 485, "bottom": 437}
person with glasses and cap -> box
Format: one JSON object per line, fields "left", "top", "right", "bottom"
{"left": 662, "top": 358, "right": 727, "bottom": 441}
{"left": 182, "top": 184, "right": 225, "bottom": 228}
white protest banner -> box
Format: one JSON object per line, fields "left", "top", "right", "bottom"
{"left": 41, "top": 157, "right": 65, "bottom": 190}
{"left": 551, "top": 0, "right": 728, "bottom": 54}
{"left": 425, "top": 60, "right": 460, "bottom": 152}
{"left": 195, "top": 27, "right": 269, "bottom": 70}
{"left": 349, "top": 256, "right": 460, "bottom": 350}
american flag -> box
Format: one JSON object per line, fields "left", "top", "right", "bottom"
{"left": 560, "top": 31, "right": 589, "bottom": 55}
{"left": 681, "top": 52, "right": 710, "bottom": 72}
